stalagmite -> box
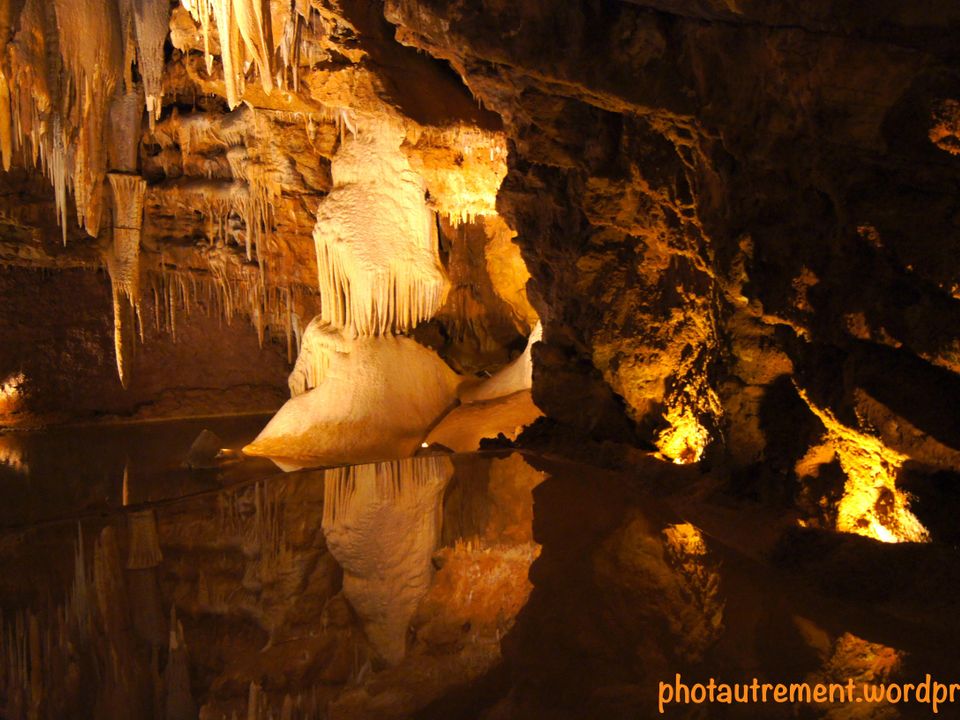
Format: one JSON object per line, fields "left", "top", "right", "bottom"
{"left": 313, "top": 125, "right": 449, "bottom": 336}
{"left": 322, "top": 456, "right": 453, "bottom": 665}
{"left": 244, "top": 318, "right": 461, "bottom": 465}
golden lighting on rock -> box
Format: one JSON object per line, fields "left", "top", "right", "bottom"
{"left": 797, "top": 388, "right": 929, "bottom": 544}
{"left": 0, "top": 372, "right": 25, "bottom": 417}
{"left": 656, "top": 406, "right": 710, "bottom": 464}
{"left": 798, "top": 623, "right": 903, "bottom": 720}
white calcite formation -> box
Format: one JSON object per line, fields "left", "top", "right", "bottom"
{"left": 247, "top": 121, "right": 457, "bottom": 463}
{"left": 313, "top": 124, "right": 448, "bottom": 336}
{"left": 458, "top": 321, "right": 541, "bottom": 403}
{"left": 427, "top": 322, "right": 544, "bottom": 451}
{"left": 322, "top": 456, "right": 452, "bottom": 665}
{"left": 180, "top": 0, "right": 308, "bottom": 109}
{"left": 244, "top": 319, "right": 460, "bottom": 464}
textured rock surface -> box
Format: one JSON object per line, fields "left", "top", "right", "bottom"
{"left": 0, "top": 266, "right": 289, "bottom": 425}
{"left": 0, "top": 0, "right": 958, "bottom": 542}
{"left": 382, "top": 0, "right": 960, "bottom": 538}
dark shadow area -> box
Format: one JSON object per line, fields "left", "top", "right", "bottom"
{"left": 337, "top": 0, "right": 502, "bottom": 130}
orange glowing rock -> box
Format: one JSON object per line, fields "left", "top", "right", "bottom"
{"left": 796, "top": 388, "right": 929, "bottom": 544}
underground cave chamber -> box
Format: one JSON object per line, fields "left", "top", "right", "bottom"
{"left": 1, "top": 0, "right": 960, "bottom": 718}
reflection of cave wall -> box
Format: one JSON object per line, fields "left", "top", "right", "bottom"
{"left": 0, "top": 266, "right": 289, "bottom": 424}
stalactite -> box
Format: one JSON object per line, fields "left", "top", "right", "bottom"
{"left": 182, "top": 0, "right": 303, "bottom": 107}
{"left": 53, "top": 0, "right": 124, "bottom": 238}
{"left": 131, "top": 0, "right": 170, "bottom": 127}
{"left": 0, "top": 64, "right": 11, "bottom": 172}
{"left": 50, "top": 122, "right": 69, "bottom": 247}
{"left": 232, "top": 0, "right": 274, "bottom": 95}
{"left": 108, "top": 174, "right": 147, "bottom": 298}
{"left": 0, "top": 0, "right": 18, "bottom": 173}
{"left": 142, "top": 260, "right": 318, "bottom": 357}
{"left": 8, "top": 0, "right": 64, "bottom": 241}
{"left": 107, "top": 173, "right": 147, "bottom": 388}
{"left": 313, "top": 128, "right": 448, "bottom": 336}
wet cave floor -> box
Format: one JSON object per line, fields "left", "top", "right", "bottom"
{"left": 0, "top": 419, "right": 957, "bottom": 719}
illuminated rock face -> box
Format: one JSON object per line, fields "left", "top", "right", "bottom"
{"left": 384, "top": 0, "right": 960, "bottom": 533}
{"left": 0, "top": 0, "right": 958, "bottom": 548}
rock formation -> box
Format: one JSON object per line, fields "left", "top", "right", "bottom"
{"left": 0, "top": 0, "right": 957, "bottom": 552}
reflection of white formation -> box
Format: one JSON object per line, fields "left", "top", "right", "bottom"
{"left": 322, "top": 456, "right": 452, "bottom": 665}
{"left": 245, "top": 321, "right": 460, "bottom": 464}
{"left": 313, "top": 125, "right": 448, "bottom": 336}
{"left": 165, "top": 606, "right": 197, "bottom": 720}
{"left": 126, "top": 509, "right": 164, "bottom": 570}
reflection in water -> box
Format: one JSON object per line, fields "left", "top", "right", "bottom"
{"left": 126, "top": 510, "right": 163, "bottom": 570}
{"left": 661, "top": 522, "right": 725, "bottom": 662}
{"left": 0, "top": 449, "right": 940, "bottom": 719}
{"left": 798, "top": 620, "right": 904, "bottom": 720}
{"left": 0, "top": 371, "right": 26, "bottom": 417}
{"left": 0, "top": 414, "right": 276, "bottom": 528}
{"left": 322, "top": 456, "right": 452, "bottom": 665}
{"left": 0, "top": 434, "right": 28, "bottom": 475}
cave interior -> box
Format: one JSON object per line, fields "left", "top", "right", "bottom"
{"left": 0, "top": 1, "right": 959, "bottom": 718}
